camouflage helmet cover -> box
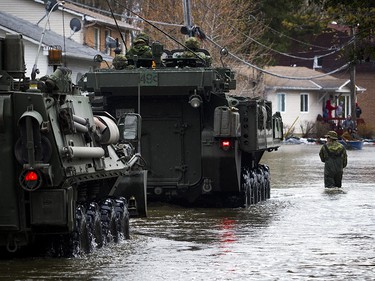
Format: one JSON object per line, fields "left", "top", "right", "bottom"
{"left": 325, "top": 131, "right": 338, "bottom": 140}
{"left": 112, "top": 54, "right": 127, "bottom": 69}
{"left": 134, "top": 32, "right": 150, "bottom": 45}
{"left": 185, "top": 37, "right": 200, "bottom": 50}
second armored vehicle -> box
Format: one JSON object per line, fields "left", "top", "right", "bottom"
{"left": 80, "top": 37, "right": 283, "bottom": 208}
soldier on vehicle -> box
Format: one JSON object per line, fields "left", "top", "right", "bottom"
{"left": 126, "top": 33, "right": 152, "bottom": 60}
{"left": 176, "top": 37, "right": 211, "bottom": 65}
{"left": 319, "top": 131, "right": 347, "bottom": 188}
{"left": 112, "top": 54, "right": 128, "bottom": 70}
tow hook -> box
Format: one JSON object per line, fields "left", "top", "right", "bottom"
{"left": 202, "top": 178, "right": 212, "bottom": 193}
{"left": 6, "top": 235, "right": 18, "bottom": 253}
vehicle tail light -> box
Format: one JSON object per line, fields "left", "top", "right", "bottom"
{"left": 19, "top": 169, "right": 42, "bottom": 191}
{"left": 220, "top": 139, "right": 232, "bottom": 151}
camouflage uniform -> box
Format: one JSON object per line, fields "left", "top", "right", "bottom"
{"left": 319, "top": 131, "right": 347, "bottom": 188}
{"left": 112, "top": 54, "right": 128, "bottom": 70}
{"left": 126, "top": 33, "right": 152, "bottom": 59}
{"left": 179, "top": 37, "right": 211, "bottom": 65}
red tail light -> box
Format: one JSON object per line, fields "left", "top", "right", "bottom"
{"left": 25, "top": 171, "right": 38, "bottom": 181}
{"left": 19, "top": 169, "right": 42, "bottom": 191}
{"left": 220, "top": 139, "right": 232, "bottom": 151}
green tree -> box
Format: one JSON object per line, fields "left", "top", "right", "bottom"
{"left": 254, "top": 0, "right": 324, "bottom": 52}
{"left": 312, "top": 0, "right": 375, "bottom": 61}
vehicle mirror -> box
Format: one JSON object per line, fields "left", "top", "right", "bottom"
{"left": 119, "top": 113, "right": 141, "bottom": 141}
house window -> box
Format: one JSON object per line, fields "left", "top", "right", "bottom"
{"left": 277, "top": 93, "right": 286, "bottom": 112}
{"left": 94, "top": 28, "right": 100, "bottom": 51}
{"left": 105, "top": 30, "right": 111, "bottom": 55}
{"left": 300, "top": 93, "right": 308, "bottom": 112}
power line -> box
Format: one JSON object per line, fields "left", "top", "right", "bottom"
{"left": 194, "top": 0, "right": 354, "bottom": 61}
{"left": 68, "top": 0, "right": 352, "bottom": 80}
{"left": 248, "top": 14, "right": 338, "bottom": 51}
{"left": 64, "top": 0, "right": 183, "bottom": 27}
{"left": 206, "top": 36, "right": 351, "bottom": 80}
{"left": 66, "top": 0, "right": 352, "bottom": 62}
{"left": 234, "top": 28, "right": 354, "bottom": 61}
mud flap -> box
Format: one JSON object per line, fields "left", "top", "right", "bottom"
{"left": 30, "top": 187, "right": 74, "bottom": 230}
{"left": 110, "top": 170, "right": 148, "bottom": 217}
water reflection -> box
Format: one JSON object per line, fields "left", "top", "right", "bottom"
{"left": 1, "top": 144, "right": 375, "bottom": 280}
{"left": 216, "top": 218, "right": 237, "bottom": 257}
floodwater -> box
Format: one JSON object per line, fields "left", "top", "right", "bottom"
{"left": 1, "top": 144, "right": 374, "bottom": 280}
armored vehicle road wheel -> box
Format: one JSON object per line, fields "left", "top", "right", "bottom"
{"left": 262, "top": 165, "right": 271, "bottom": 199}
{"left": 257, "top": 167, "right": 266, "bottom": 201}
{"left": 86, "top": 202, "right": 104, "bottom": 248}
{"left": 72, "top": 205, "right": 91, "bottom": 256}
{"left": 101, "top": 199, "right": 118, "bottom": 243}
{"left": 114, "top": 198, "right": 130, "bottom": 240}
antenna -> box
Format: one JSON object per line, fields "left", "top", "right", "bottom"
{"left": 183, "top": 0, "right": 192, "bottom": 33}
{"left": 32, "top": 1, "right": 64, "bottom": 80}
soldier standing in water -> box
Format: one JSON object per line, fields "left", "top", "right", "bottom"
{"left": 319, "top": 131, "right": 348, "bottom": 188}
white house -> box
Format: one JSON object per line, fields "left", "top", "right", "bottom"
{"left": 264, "top": 66, "right": 366, "bottom": 136}
{"left": 0, "top": 0, "right": 139, "bottom": 48}
{"left": 0, "top": 10, "right": 108, "bottom": 83}
{"left": 0, "top": 0, "right": 140, "bottom": 83}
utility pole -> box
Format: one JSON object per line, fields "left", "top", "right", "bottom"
{"left": 350, "top": 26, "right": 357, "bottom": 123}
{"left": 183, "top": 0, "right": 192, "bottom": 36}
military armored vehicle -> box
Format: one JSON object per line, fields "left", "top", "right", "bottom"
{"left": 80, "top": 36, "right": 283, "bottom": 208}
{"left": 0, "top": 34, "right": 147, "bottom": 256}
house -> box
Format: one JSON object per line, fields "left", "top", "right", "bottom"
{"left": 0, "top": 0, "right": 140, "bottom": 82}
{"left": 264, "top": 66, "right": 366, "bottom": 136}
{"left": 53, "top": 0, "right": 141, "bottom": 55}
{"left": 0, "top": 10, "right": 108, "bottom": 83}
{"left": 275, "top": 26, "right": 375, "bottom": 131}
{"left": 0, "top": 0, "right": 140, "bottom": 54}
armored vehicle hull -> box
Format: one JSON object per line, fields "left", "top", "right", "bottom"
{"left": 0, "top": 34, "right": 147, "bottom": 256}
{"left": 81, "top": 49, "right": 283, "bottom": 208}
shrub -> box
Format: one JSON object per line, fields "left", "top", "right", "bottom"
{"left": 300, "top": 121, "right": 315, "bottom": 138}
{"left": 315, "top": 121, "right": 331, "bottom": 138}
{"left": 357, "top": 123, "right": 374, "bottom": 139}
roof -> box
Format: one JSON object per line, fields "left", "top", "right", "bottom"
{"left": 0, "top": 10, "right": 112, "bottom": 61}
{"left": 264, "top": 66, "right": 365, "bottom": 92}
{"left": 61, "top": 1, "right": 140, "bottom": 32}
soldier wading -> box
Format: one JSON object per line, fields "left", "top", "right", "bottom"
{"left": 319, "top": 131, "right": 348, "bottom": 188}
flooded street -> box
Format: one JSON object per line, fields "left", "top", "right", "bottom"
{"left": 1, "top": 144, "right": 374, "bottom": 280}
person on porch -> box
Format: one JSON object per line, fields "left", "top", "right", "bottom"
{"left": 342, "top": 115, "right": 355, "bottom": 131}
{"left": 325, "top": 97, "right": 337, "bottom": 120}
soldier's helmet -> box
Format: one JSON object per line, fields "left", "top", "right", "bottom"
{"left": 134, "top": 32, "right": 150, "bottom": 45}
{"left": 325, "top": 131, "right": 338, "bottom": 140}
{"left": 185, "top": 37, "right": 200, "bottom": 50}
{"left": 112, "top": 54, "right": 128, "bottom": 70}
